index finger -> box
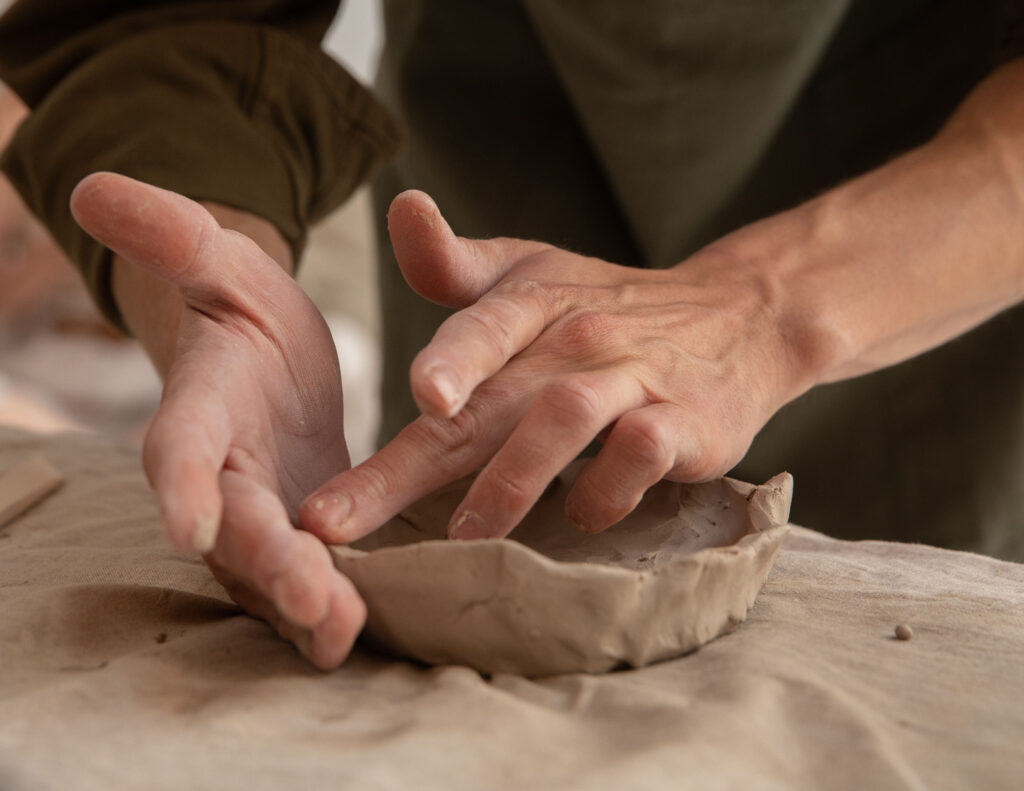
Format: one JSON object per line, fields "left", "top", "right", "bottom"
{"left": 410, "top": 278, "right": 557, "bottom": 419}
{"left": 299, "top": 377, "right": 526, "bottom": 544}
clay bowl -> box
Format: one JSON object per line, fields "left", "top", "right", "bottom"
{"left": 330, "top": 462, "right": 792, "bottom": 677}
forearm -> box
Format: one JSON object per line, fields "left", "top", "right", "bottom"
{"left": 719, "top": 59, "right": 1024, "bottom": 390}
{"left": 0, "top": 82, "right": 26, "bottom": 150}
{"left": 1, "top": 2, "right": 399, "bottom": 333}
{"left": 113, "top": 203, "right": 293, "bottom": 377}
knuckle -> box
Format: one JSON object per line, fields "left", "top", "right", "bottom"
{"left": 615, "top": 415, "right": 673, "bottom": 469}
{"left": 410, "top": 403, "right": 484, "bottom": 457}
{"left": 670, "top": 434, "right": 727, "bottom": 482}
{"left": 449, "top": 402, "right": 485, "bottom": 443}
{"left": 492, "top": 277, "right": 549, "bottom": 309}
{"left": 484, "top": 465, "right": 533, "bottom": 512}
{"left": 462, "top": 305, "right": 518, "bottom": 361}
{"left": 541, "top": 378, "right": 603, "bottom": 425}
{"left": 558, "top": 310, "right": 614, "bottom": 351}
{"left": 672, "top": 455, "right": 718, "bottom": 482}
{"left": 349, "top": 458, "right": 401, "bottom": 500}
{"left": 570, "top": 473, "right": 638, "bottom": 530}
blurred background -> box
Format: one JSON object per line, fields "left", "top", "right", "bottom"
{"left": 0, "top": 0, "right": 387, "bottom": 464}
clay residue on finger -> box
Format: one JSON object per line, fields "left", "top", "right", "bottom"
{"left": 412, "top": 207, "right": 436, "bottom": 230}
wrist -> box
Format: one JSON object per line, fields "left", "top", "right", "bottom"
{"left": 709, "top": 111, "right": 1024, "bottom": 397}
{"left": 697, "top": 59, "right": 1024, "bottom": 398}
{"left": 699, "top": 200, "right": 854, "bottom": 402}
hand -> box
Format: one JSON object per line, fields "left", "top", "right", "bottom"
{"left": 300, "top": 190, "right": 816, "bottom": 543}
{"left": 71, "top": 173, "right": 364, "bottom": 668}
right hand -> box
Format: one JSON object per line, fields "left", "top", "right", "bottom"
{"left": 299, "top": 191, "right": 815, "bottom": 545}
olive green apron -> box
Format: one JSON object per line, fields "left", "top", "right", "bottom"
{"left": 372, "top": 0, "right": 1024, "bottom": 559}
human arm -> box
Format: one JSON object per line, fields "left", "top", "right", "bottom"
{"left": 0, "top": 1, "right": 401, "bottom": 667}
{"left": 0, "top": 0, "right": 400, "bottom": 330}
{"left": 300, "top": 58, "right": 1024, "bottom": 542}
{"left": 68, "top": 172, "right": 365, "bottom": 668}
{"left": 0, "top": 82, "right": 74, "bottom": 324}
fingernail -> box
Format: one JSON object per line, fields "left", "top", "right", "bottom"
{"left": 426, "top": 366, "right": 460, "bottom": 415}
{"left": 310, "top": 490, "right": 353, "bottom": 537}
{"left": 449, "top": 510, "right": 490, "bottom": 540}
{"left": 192, "top": 513, "right": 219, "bottom": 554}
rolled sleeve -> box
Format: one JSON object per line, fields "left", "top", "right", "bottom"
{"left": 0, "top": 10, "right": 401, "bottom": 329}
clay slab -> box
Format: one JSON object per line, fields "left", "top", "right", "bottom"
{"left": 331, "top": 462, "right": 792, "bottom": 676}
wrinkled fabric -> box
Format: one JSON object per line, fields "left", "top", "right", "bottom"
{"left": 0, "top": 427, "right": 1022, "bottom": 790}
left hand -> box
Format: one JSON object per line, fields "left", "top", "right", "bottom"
{"left": 300, "top": 190, "right": 815, "bottom": 542}
{"left": 72, "top": 173, "right": 366, "bottom": 668}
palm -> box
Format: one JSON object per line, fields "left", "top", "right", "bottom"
{"left": 71, "top": 173, "right": 365, "bottom": 669}
{"left": 168, "top": 293, "right": 349, "bottom": 515}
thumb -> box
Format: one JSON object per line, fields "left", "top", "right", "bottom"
{"left": 70, "top": 172, "right": 286, "bottom": 306}
{"left": 387, "top": 190, "right": 549, "bottom": 308}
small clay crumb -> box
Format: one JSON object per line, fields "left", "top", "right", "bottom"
{"left": 155, "top": 632, "right": 168, "bottom": 644}
{"left": 58, "top": 661, "right": 109, "bottom": 673}
{"left": 894, "top": 624, "right": 914, "bottom": 641}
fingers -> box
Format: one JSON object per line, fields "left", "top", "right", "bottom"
{"left": 142, "top": 391, "right": 231, "bottom": 553}
{"left": 448, "top": 371, "right": 645, "bottom": 540}
{"left": 211, "top": 470, "right": 366, "bottom": 669}
{"left": 565, "top": 403, "right": 725, "bottom": 533}
{"left": 173, "top": 421, "right": 362, "bottom": 671}
{"left": 216, "top": 575, "right": 364, "bottom": 670}
{"left": 388, "top": 189, "right": 549, "bottom": 308}
{"left": 410, "top": 280, "right": 559, "bottom": 418}
{"left": 300, "top": 383, "right": 521, "bottom": 544}
{"left": 69, "top": 172, "right": 289, "bottom": 307}
{"left": 147, "top": 450, "right": 224, "bottom": 554}
{"left": 302, "top": 394, "right": 720, "bottom": 546}
{"left": 214, "top": 471, "right": 331, "bottom": 626}
{"left": 71, "top": 172, "right": 218, "bottom": 284}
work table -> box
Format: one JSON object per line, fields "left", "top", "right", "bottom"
{"left": 1, "top": 427, "right": 1021, "bottom": 790}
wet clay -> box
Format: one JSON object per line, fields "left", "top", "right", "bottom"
{"left": 330, "top": 461, "right": 793, "bottom": 676}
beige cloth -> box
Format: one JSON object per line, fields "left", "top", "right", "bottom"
{"left": 0, "top": 426, "right": 1022, "bottom": 790}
